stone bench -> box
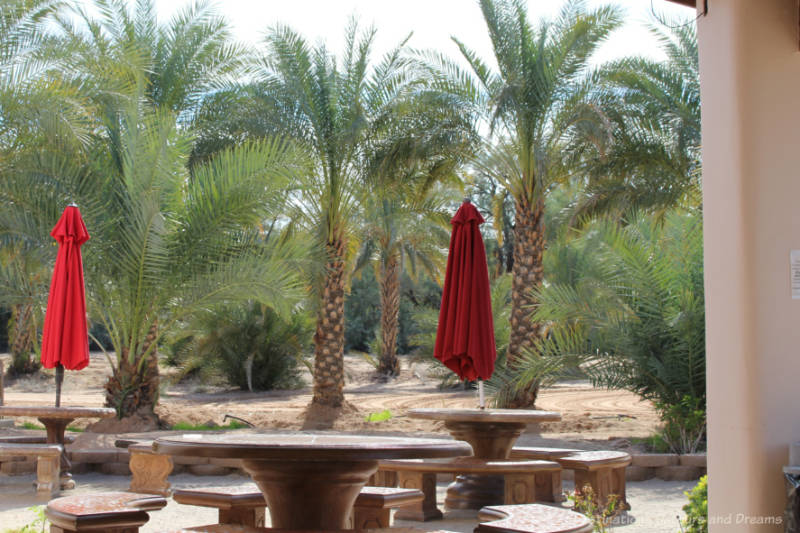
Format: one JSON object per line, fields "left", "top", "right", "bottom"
{"left": 46, "top": 491, "right": 167, "bottom": 532}
{"left": 172, "top": 483, "right": 424, "bottom": 529}
{"left": 510, "top": 448, "right": 631, "bottom": 509}
{"left": 0, "top": 434, "right": 76, "bottom": 444}
{"left": 377, "top": 457, "right": 562, "bottom": 521}
{"left": 0, "top": 443, "right": 62, "bottom": 497}
{"left": 477, "top": 504, "right": 593, "bottom": 533}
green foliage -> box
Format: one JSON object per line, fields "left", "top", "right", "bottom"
{"left": 682, "top": 476, "right": 708, "bottom": 533}
{"left": 3, "top": 505, "right": 47, "bottom": 533}
{"left": 170, "top": 420, "right": 249, "bottom": 431}
{"left": 510, "top": 213, "right": 705, "bottom": 451}
{"left": 656, "top": 395, "right": 706, "bottom": 454}
{"left": 345, "top": 268, "right": 381, "bottom": 352}
{"left": 576, "top": 22, "right": 701, "bottom": 221}
{"left": 569, "top": 485, "right": 620, "bottom": 533}
{"left": 364, "top": 410, "right": 393, "bottom": 422}
{"left": 168, "top": 303, "right": 311, "bottom": 392}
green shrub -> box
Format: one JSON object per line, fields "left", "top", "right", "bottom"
{"left": 512, "top": 213, "right": 705, "bottom": 451}
{"left": 656, "top": 395, "right": 706, "bottom": 453}
{"left": 168, "top": 302, "right": 312, "bottom": 391}
{"left": 682, "top": 475, "right": 708, "bottom": 533}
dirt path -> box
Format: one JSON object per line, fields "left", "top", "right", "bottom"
{"left": 1, "top": 352, "right": 659, "bottom": 449}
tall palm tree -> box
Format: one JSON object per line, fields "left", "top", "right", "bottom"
{"left": 358, "top": 88, "right": 475, "bottom": 377}
{"left": 445, "top": 0, "right": 621, "bottom": 405}
{"left": 573, "top": 22, "right": 700, "bottom": 220}
{"left": 255, "top": 21, "right": 418, "bottom": 406}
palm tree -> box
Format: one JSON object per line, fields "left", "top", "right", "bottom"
{"left": 358, "top": 88, "right": 475, "bottom": 377}
{"left": 57, "top": 0, "right": 246, "bottom": 119}
{"left": 573, "top": 22, "right": 700, "bottom": 220}
{"left": 443, "top": 0, "right": 621, "bottom": 405}
{"left": 518, "top": 212, "right": 706, "bottom": 452}
{"left": 0, "top": 0, "right": 90, "bottom": 375}
{"left": 254, "top": 20, "right": 419, "bottom": 406}
{"left": 5, "top": 90, "right": 306, "bottom": 417}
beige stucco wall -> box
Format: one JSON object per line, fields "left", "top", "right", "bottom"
{"left": 698, "top": 0, "right": 800, "bottom": 530}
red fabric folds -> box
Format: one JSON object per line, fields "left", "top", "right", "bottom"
{"left": 41, "top": 206, "right": 90, "bottom": 370}
{"left": 433, "top": 201, "right": 496, "bottom": 381}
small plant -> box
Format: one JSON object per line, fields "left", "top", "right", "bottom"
{"left": 656, "top": 395, "right": 706, "bottom": 454}
{"left": 3, "top": 505, "right": 48, "bottom": 532}
{"left": 569, "top": 484, "right": 620, "bottom": 533}
{"left": 364, "top": 410, "right": 393, "bottom": 422}
{"left": 681, "top": 475, "right": 708, "bottom": 533}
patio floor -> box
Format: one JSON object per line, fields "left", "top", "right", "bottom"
{"left": 0, "top": 472, "right": 693, "bottom": 532}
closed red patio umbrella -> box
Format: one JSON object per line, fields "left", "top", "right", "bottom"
{"left": 41, "top": 204, "right": 90, "bottom": 407}
{"left": 434, "top": 199, "right": 496, "bottom": 405}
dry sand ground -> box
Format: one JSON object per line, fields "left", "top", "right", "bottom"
{"left": 0, "top": 352, "right": 693, "bottom": 531}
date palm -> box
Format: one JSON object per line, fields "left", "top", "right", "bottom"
{"left": 5, "top": 90, "right": 306, "bottom": 417}
{"left": 255, "top": 21, "right": 418, "bottom": 406}
{"left": 574, "top": 22, "right": 700, "bottom": 220}
{"left": 0, "top": 0, "right": 90, "bottom": 374}
{"left": 447, "top": 0, "right": 621, "bottom": 405}
{"left": 358, "top": 88, "right": 475, "bottom": 377}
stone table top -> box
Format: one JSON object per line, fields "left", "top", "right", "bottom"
{"left": 153, "top": 432, "right": 473, "bottom": 461}
{"left": 0, "top": 406, "right": 115, "bottom": 419}
{"left": 407, "top": 408, "right": 561, "bottom": 424}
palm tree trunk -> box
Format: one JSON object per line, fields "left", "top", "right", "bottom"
{"left": 104, "top": 321, "right": 160, "bottom": 417}
{"left": 506, "top": 197, "right": 545, "bottom": 407}
{"left": 312, "top": 239, "right": 346, "bottom": 407}
{"left": 377, "top": 252, "right": 401, "bottom": 377}
{"left": 9, "top": 303, "right": 37, "bottom": 375}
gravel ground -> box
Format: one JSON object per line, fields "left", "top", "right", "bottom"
{"left": 0, "top": 472, "right": 694, "bottom": 532}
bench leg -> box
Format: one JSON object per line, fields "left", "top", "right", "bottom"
{"left": 533, "top": 470, "right": 564, "bottom": 503}
{"left": 504, "top": 474, "right": 535, "bottom": 504}
{"left": 611, "top": 467, "right": 630, "bottom": 510}
{"left": 393, "top": 472, "right": 442, "bottom": 521}
{"left": 36, "top": 454, "right": 60, "bottom": 497}
{"left": 219, "top": 507, "right": 266, "bottom": 527}
{"left": 129, "top": 450, "right": 173, "bottom": 496}
{"left": 352, "top": 507, "right": 391, "bottom": 529}
{"left": 575, "top": 467, "right": 628, "bottom": 511}
{"left": 370, "top": 470, "right": 398, "bottom": 487}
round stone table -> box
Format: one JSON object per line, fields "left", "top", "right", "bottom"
{"left": 154, "top": 432, "right": 472, "bottom": 530}
{"left": 0, "top": 406, "right": 115, "bottom": 489}
{"left": 407, "top": 408, "right": 561, "bottom": 510}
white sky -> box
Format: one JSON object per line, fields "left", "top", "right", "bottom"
{"left": 149, "top": 0, "right": 694, "bottom": 66}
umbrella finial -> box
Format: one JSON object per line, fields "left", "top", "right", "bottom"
{"left": 463, "top": 196, "right": 471, "bottom": 204}
{"left": 67, "top": 202, "right": 78, "bottom": 207}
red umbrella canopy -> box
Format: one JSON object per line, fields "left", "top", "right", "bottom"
{"left": 434, "top": 201, "right": 496, "bottom": 381}
{"left": 41, "top": 205, "right": 90, "bottom": 371}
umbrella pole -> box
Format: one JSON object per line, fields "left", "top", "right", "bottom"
{"left": 55, "top": 364, "right": 64, "bottom": 407}
{"left": 478, "top": 380, "right": 485, "bottom": 409}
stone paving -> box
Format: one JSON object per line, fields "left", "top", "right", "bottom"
{"left": 0, "top": 472, "right": 694, "bottom": 533}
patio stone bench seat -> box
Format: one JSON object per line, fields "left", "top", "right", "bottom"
{"left": 171, "top": 483, "right": 424, "bottom": 529}
{"left": 45, "top": 491, "right": 167, "bottom": 532}
{"left": 477, "top": 504, "right": 593, "bottom": 533}
{"left": 0, "top": 433, "right": 76, "bottom": 444}
{"left": 0, "top": 442, "right": 62, "bottom": 497}
{"left": 376, "top": 457, "right": 563, "bottom": 521}
{"left": 510, "top": 448, "right": 631, "bottom": 509}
